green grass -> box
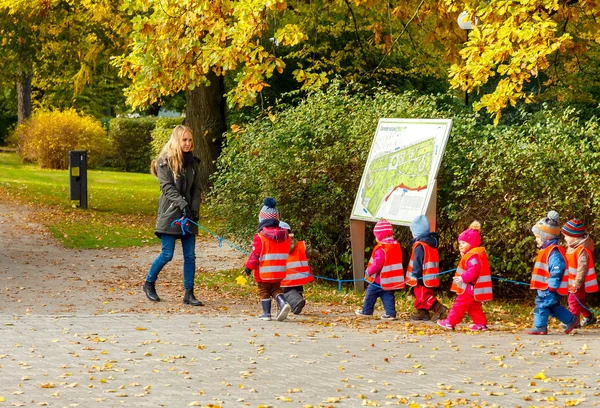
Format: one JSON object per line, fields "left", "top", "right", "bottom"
{"left": 0, "top": 152, "right": 216, "bottom": 248}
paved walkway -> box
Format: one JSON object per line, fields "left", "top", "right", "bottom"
{"left": 1, "top": 204, "right": 600, "bottom": 407}
{"left": 1, "top": 314, "right": 599, "bottom": 407}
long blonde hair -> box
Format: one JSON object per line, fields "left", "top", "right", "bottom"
{"left": 150, "top": 125, "right": 194, "bottom": 178}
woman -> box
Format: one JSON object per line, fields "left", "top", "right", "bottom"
{"left": 143, "top": 125, "right": 203, "bottom": 306}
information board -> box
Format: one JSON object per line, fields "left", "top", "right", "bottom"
{"left": 350, "top": 118, "right": 452, "bottom": 225}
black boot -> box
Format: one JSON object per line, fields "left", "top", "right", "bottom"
{"left": 183, "top": 287, "right": 203, "bottom": 306}
{"left": 275, "top": 293, "right": 291, "bottom": 321}
{"left": 285, "top": 290, "right": 306, "bottom": 314}
{"left": 258, "top": 299, "right": 272, "bottom": 321}
{"left": 143, "top": 281, "right": 160, "bottom": 302}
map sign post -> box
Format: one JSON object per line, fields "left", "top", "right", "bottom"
{"left": 350, "top": 118, "right": 452, "bottom": 291}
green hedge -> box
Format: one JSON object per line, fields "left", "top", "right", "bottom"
{"left": 107, "top": 117, "right": 156, "bottom": 173}
{"left": 150, "top": 117, "right": 184, "bottom": 157}
{"left": 210, "top": 84, "right": 600, "bottom": 292}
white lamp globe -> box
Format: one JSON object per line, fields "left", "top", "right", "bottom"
{"left": 457, "top": 11, "right": 475, "bottom": 30}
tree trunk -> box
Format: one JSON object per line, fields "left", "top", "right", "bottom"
{"left": 16, "top": 73, "right": 32, "bottom": 124}
{"left": 185, "top": 71, "right": 226, "bottom": 193}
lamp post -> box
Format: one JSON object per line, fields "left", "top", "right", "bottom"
{"left": 457, "top": 11, "right": 475, "bottom": 106}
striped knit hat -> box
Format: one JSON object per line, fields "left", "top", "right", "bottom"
{"left": 374, "top": 218, "right": 394, "bottom": 241}
{"left": 562, "top": 219, "right": 587, "bottom": 238}
{"left": 532, "top": 210, "right": 560, "bottom": 240}
{"left": 258, "top": 197, "right": 279, "bottom": 222}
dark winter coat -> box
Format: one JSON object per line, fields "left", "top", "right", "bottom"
{"left": 154, "top": 155, "right": 201, "bottom": 237}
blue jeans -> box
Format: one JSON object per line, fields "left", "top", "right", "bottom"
{"left": 361, "top": 283, "right": 396, "bottom": 317}
{"left": 146, "top": 234, "right": 196, "bottom": 289}
{"left": 533, "top": 290, "right": 574, "bottom": 328}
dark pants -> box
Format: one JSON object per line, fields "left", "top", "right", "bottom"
{"left": 361, "top": 283, "right": 396, "bottom": 317}
{"left": 146, "top": 234, "right": 196, "bottom": 289}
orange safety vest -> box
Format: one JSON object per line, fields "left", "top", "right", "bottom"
{"left": 450, "top": 247, "right": 493, "bottom": 302}
{"left": 565, "top": 246, "right": 598, "bottom": 293}
{"left": 281, "top": 241, "right": 314, "bottom": 287}
{"left": 258, "top": 233, "right": 291, "bottom": 281}
{"left": 365, "top": 242, "right": 405, "bottom": 290}
{"left": 406, "top": 242, "right": 440, "bottom": 288}
{"left": 530, "top": 245, "right": 568, "bottom": 295}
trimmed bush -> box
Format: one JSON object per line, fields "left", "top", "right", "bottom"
{"left": 150, "top": 117, "right": 184, "bottom": 157}
{"left": 108, "top": 117, "right": 156, "bottom": 173}
{"left": 210, "top": 84, "right": 600, "bottom": 296}
{"left": 14, "top": 109, "right": 110, "bottom": 169}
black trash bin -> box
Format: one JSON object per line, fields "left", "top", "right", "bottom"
{"left": 68, "top": 150, "right": 88, "bottom": 209}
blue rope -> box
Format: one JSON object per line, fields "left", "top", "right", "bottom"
{"left": 184, "top": 218, "right": 250, "bottom": 255}
{"left": 492, "top": 276, "right": 530, "bottom": 287}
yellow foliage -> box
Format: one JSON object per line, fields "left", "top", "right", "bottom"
{"left": 14, "top": 109, "right": 110, "bottom": 169}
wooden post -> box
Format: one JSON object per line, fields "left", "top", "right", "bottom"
{"left": 350, "top": 219, "right": 366, "bottom": 292}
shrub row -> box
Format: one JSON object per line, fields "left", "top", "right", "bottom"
{"left": 210, "top": 84, "right": 600, "bottom": 291}
{"left": 12, "top": 111, "right": 182, "bottom": 173}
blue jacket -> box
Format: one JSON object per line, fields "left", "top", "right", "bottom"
{"left": 541, "top": 238, "right": 566, "bottom": 290}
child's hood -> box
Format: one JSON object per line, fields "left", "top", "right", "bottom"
{"left": 566, "top": 235, "right": 595, "bottom": 253}
{"left": 260, "top": 226, "right": 289, "bottom": 243}
{"left": 411, "top": 232, "right": 439, "bottom": 248}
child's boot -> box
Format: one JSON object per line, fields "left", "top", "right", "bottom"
{"left": 580, "top": 314, "right": 597, "bottom": 327}
{"left": 526, "top": 326, "right": 548, "bottom": 335}
{"left": 285, "top": 289, "right": 306, "bottom": 314}
{"left": 258, "top": 299, "right": 272, "bottom": 321}
{"left": 410, "top": 309, "right": 430, "bottom": 321}
{"left": 564, "top": 315, "right": 580, "bottom": 334}
{"left": 275, "top": 294, "right": 291, "bottom": 321}
{"left": 430, "top": 301, "right": 448, "bottom": 321}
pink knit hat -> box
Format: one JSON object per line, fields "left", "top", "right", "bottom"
{"left": 457, "top": 221, "right": 481, "bottom": 247}
{"left": 374, "top": 219, "right": 394, "bottom": 241}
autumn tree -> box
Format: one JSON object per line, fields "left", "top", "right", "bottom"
{"left": 442, "top": 0, "right": 600, "bottom": 122}
{"left": 0, "top": 0, "right": 130, "bottom": 123}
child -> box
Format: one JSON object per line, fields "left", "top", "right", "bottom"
{"left": 406, "top": 215, "right": 447, "bottom": 321}
{"left": 437, "top": 221, "right": 492, "bottom": 331}
{"left": 527, "top": 211, "right": 580, "bottom": 335}
{"left": 561, "top": 219, "right": 598, "bottom": 327}
{"left": 355, "top": 219, "right": 404, "bottom": 320}
{"left": 279, "top": 221, "right": 319, "bottom": 315}
{"left": 244, "top": 198, "right": 292, "bottom": 321}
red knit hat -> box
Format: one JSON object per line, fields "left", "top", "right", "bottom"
{"left": 458, "top": 221, "right": 482, "bottom": 247}
{"left": 374, "top": 219, "right": 394, "bottom": 241}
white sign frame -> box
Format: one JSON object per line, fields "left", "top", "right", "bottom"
{"left": 350, "top": 118, "right": 452, "bottom": 225}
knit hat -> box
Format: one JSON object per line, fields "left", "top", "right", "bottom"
{"left": 532, "top": 210, "right": 560, "bottom": 240}
{"left": 410, "top": 215, "right": 431, "bottom": 238}
{"left": 258, "top": 197, "right": 279, "bottom": 222}
{"left": 374, "top": 218, "right": 394, "bottom": 241}
{"left": 458, "top": 220, "right": 482, "bottom": 248}
{"left": 562, "top": 219, "right": 587, "bottom": 238}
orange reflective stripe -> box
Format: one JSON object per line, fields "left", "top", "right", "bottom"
{"left": 281, "top": 241, "right": 314, "bottom": 287}
{"left": 450, "top": 247, "right": 493, "bottom": 302}
{"left": 565, "top": 247, "right": 598, "bottom": 293}
{"left": 258, "top": 234, "right": 291, "bottom": 281}
{"left": 406, "top": 242, "right": 439, "bottom": 287}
